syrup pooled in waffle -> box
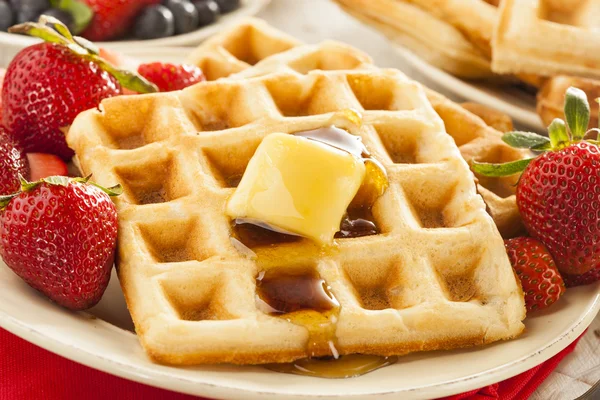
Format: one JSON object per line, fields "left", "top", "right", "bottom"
{"left": 493, "top": 0, "right": 600, "bottom": 79}
{"left": 184, "top": 22, "right": 531, "bottom": 238}
{"left": 67, "top": 69, "right": 525, "bottom": 365}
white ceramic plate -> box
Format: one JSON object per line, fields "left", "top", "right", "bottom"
{"left": 0, "top": 0, "right": 270, "bottom": 66}
{"left": 1, "top": 258, "right": 598, "bottom": 400}
{"left": 1, "top": 41, "right": 599, "bottom": 400}
{"left": 393, "top": 45, "right": 544, "bottom": 131}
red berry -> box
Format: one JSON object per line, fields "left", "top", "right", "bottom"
{"left": 0, "top": 68, "right": 5, "bottom": 120}
{"left": 505, "top": 237, "right": 566, "bottom": 312}
{"left": 137, "top": 63, "right": 206, "bottom": 92}
{"left": 517, "top": 142, "right": 600, "bottom": 275}
{"left": 562, "top": 268, "right": 600, "bottom": 287}
{"left": 0, "top": 129, "right": 29, "bottom": 194}
{"left": 0, "top": 178, "right": 119, "bottom": 310}
{"left": 2, "top": 43, "right": 122, "bottom": 159}
{"left": 81, "top": 0, "right": 147, "bottom": 42}
{"left": 27, "top": 153, "right": 69, "bottom": 181}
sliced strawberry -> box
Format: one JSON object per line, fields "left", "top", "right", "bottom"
{"left": 505, "top": 237, "right": 566, "bottom": 312}
{"left": 137, "top": 62, "right": 206, "bottom": 92}
{"left": 27, "top": 153, "right": 69, "bottom": 181}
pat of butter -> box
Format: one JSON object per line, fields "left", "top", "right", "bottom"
{"left": 226, "top": 133, "right": 366, "bottom": 245}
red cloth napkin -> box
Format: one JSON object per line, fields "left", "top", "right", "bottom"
{"left": 0, "top": 328, "right": 582, "bottom": 400}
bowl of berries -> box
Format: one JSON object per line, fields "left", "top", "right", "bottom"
{"left": 0, "top": 0, "right": 271, "bottom": 65}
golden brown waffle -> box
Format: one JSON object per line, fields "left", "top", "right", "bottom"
{"left": 332, "top": 0, "right": 494, "bottom": 79}
{"left": 186, "top": 18, "right": 302, "bottom": 81}
{"left": 493, "top": 0, "right": 600, "bottom": 79}
{"left": 426, "top": 90, "right": 528, "bottom": 238}
{"left": 67, "top": 68, "right": 525, "bottom": 365}
{"left": 401, "top": 0, "right": 497, "bottom": 56}
{"left": 184, "top": 21, "right": 530, "bottom": 238}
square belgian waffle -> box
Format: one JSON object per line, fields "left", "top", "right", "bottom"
{"left": 493, "top": 0, "right": 600, "bottom": 78}
{"left": 67, "top": 68, "right": 525, "bottom": 365}
{"left": 185, "top": 19, "right": 530, "bottom": 238}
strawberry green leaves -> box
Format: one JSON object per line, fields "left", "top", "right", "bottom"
{"left": 548, "top": 119, "right": 569, "bottom": 149}
{"left": 9, "top": 16, "right": 158, "bottom": 94}
{"left": 50, "top": 0, "right": 94, "bottom": 35}
{"left": 502, "top": 131, "right": 550, "bottom": 150}
{"left": 0, "top": 174, "right": 122, "bottom": 209}
{"left": 564, "top": 87, "right": 590, "bottom": 141}
{"left": 472, "top": 86, "right": 598, "bottom": 178}
{"left": 471, "top": 158, "right": 534, "bottom": 177}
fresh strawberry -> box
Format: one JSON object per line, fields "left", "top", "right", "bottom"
{"left": 138, "top": 62, "right": 206, "bottom": 92}
{"left": 474, "top": 87, "right": 600, "bottom": 280}
{"left": 2, "top": 17, "right": 157, "bottom": 160}
{"left": 27, "top": 153, "right": 69, "bottom": 181}
{"left": 562, "top": 268, "right": 600, "bottom": 287}
{"left": 0, "top": 68, "right": 5, "bottom": 120}
{"left": 0, "top": 176, "right": 122, "bottom": 310}
{"left": 505, "top": 237, "right": 566, "bottom": 311}
{"left": 81, "top": 0, "right": 147, "bottom": 42}
{"left": 0, "top": 129, "right": 29, "bottom": 194}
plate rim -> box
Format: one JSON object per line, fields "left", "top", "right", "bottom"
{"left": 1, "top": 288, "right": 599, "bottom": 400}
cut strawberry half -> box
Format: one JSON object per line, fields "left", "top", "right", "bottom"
{"left": 27, "top": 153, "right": 69, "bottom": 181}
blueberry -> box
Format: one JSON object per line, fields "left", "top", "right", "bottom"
{"left": 192, "top": 0, "right": 219, "bottom": 26}
{"left": 38, "top": 9, "right": 74, "bottom": 31}
{"left": 0, "top": 1, "right": 13, "bottom": 31}
{"left": 10, "top": 0, "right": 49, "bottom": 23}
{"left": 214, "top": 0, "right": 240, "bottom": 13}
{"left": 164, "top": 0, "right": 199, "bottom": 35}
{"left": 134, "top": 5, "right": 175, "bottom": 40}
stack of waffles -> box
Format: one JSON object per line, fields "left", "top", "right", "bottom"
{"left": 333, "top": 0, "right": 600, "bottom": 129}
{"left": 66, "top": 18, "right": 526, "bottom": 365}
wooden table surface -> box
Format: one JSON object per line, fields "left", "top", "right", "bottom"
{"left": 258, "top": 1, "right": 600, "bottom": 399}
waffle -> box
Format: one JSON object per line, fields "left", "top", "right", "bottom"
{"left": 537, "top": 76, "right": 600, "bottom": 129}
{"left": 186, "top": 18, "right": 302, "bottom": 81}
{"left": 67, "top": 68, "right": 525, "bottom": 365}
{"left": 401, "top": 0, "right": 497, "bottom": 56}
{"left": 426, "top": 90, "right": 528, "bottom": 239}
{"left": 184, "top": 22, "right": 529, "bottom": 238}
{"left": 493, "top": 0, "right": 600, "bottom": 79}
{"left": 331, "top": 0, "right": 494, "bottom": 79}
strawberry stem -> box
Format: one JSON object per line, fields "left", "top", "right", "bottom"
{"left": 548, "top": 119, "right": 569, "bottom": 149}
{"left": 9, "top": 16, "right": 158, "bottom": 94}
{"left": 0, "top": 175, "right": 122, "bottom": 210}
{"left": 474, "top": 86, "right": 600, "bottom": 178}
{"left": 565, "top": 87, "right": 589, "bottom": 141}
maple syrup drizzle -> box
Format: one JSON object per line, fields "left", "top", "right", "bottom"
{"left": 232, "top": 219, "right": 302, "bottom": 248}
{"left": 256, "top": 267, "right": 340, "bottom": 357}
{"left": 231, "top": 119, "right": 396, "bottom": 378}
{"left": 266, "top": 354, "right": 399, "bottom": 379}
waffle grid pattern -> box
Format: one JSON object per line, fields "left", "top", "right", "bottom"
{"left": 68, "top": 69, "right": 525, "bottom": 365}
{"left": 185, "top": 19, "right": 529, "bottom": 237}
